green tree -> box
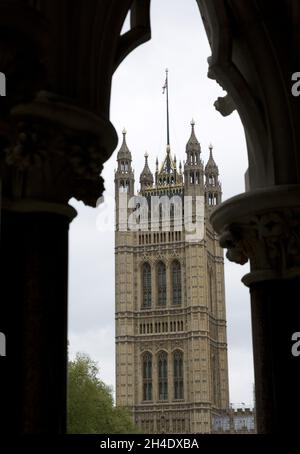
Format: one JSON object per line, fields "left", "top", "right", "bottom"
{"left": 68, "top": 353, "right": 137, "bottom": 434}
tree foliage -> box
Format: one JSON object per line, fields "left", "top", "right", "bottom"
{"left": 68, "top": 353, "right": 137, "bottom": 434}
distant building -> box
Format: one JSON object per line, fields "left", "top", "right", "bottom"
{"left": 212, "top": 407, "right": 256, "bottom": 434}
{"left": 114, "top": 120, "right": 230, "bottom": 434}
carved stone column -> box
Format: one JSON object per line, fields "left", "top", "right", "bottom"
{"left": 197, "top": 0, "right": 300, "bottom": 433}
{"left": 0, "top": 0, "right": 151, "bottom": 433}
{"left": 211, "top": 185, "right": 300, "bottom": 433}
{"left": 0, "top": 92, "right": 117, "bottom": 433}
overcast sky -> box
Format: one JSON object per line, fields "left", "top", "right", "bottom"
{"left": 68, "top": 0, "right": 254, "bottom": 407}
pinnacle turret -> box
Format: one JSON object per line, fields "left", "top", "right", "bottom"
{"left": 140, "top": 152, "right": 154, "bottom": 189}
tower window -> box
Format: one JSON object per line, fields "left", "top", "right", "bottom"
{"left": 172, "top": 260, "right": 181, "bottom": 305}
{"left": 158, "top": 351, "right": 168, "bottom": 400}
{"left": 157, "top": 261, "right": 167, "bottom": 306}
{"left": 142, "top": 263, "right": 151, "bottom": 308}
{"left": 208, "top": 193, "right": 215, "bottom": 206}
{"left": 174, "top": 350, "right": 184, "bottom": 400}
{"left": 143, "top": 352, "right": 152, "bottom": 401}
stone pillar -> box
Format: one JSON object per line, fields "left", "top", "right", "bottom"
{"left": 197, "top": 0, "right": 300, "bottom": 434}
{"left": 0, "top": 203, "right": 76, "bottom": 433}
{"left": 211, "top": 185, "right": 300, "bottom": 433}
{"left": 0, "top": 0, "right": 152, "bottom": 434}
{"left": 0, "top": 94, "right": 117, "bottom": 433}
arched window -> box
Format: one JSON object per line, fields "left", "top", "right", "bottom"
{"left": 174, "top": 350, "right": 184, "bottom": 400}
{"left": 142, "top": 263, "right": 151, "bottom": 308}
{"left": 157, "top": 261, "right": 166, "bottom": 306}
{"left": 143, "top": 352, "right": 152, "bottom": 401}
{"left": 158, "top": 351, "right": 168, "bottom": 400}
{"left": 172, "top": 261, "right": 181, "bottom": 305}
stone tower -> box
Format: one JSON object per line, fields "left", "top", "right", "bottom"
{"left": 115, "top": 122, "right": 229, "bottom": 434}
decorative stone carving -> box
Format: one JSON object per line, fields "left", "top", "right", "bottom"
{"left": 139, "top": 344, "right": 152, "bottom": 353}
{"left": 213, "top": 94, "right": 236, "bottom": 117}
{"left": 211, "top": 185, "right": 300, "bottom": 284}
{"left": 172, "top": 340, "right": 184, "bottom": 350}
{"left": 1, "top": 91, "right": 117, "bottom": 207}
{"left": 198, "top": 0, "right": 300, "bottom": 191}
{"left": 155, "top": 342, "right": 166, "bottom": 352}
{"left": 5, "top": 121, "right": 47, "bottom": 170}
{"left": 0, "top": 0, "right": 153, "bottom": 209}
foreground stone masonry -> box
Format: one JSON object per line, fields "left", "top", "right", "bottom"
{"left": 1, "top": 0, "right": 300, "bottom": 435}
{"left": 211, "top": 186, "right": 300, "bottom": 285}
{"left": 0, "top": 0, "right": 151, "bottom": 433}
{"left": 197, "top": 0, "right": 300, "bottom": 433}
{"left": 3, "top": 91, "right": 117, "bottom": 206}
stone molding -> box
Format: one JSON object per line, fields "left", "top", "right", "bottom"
{"left": 210, "top": 185, "right": 300, "bottom": 285}
{"left": 2, "top": 91, "right": 117, "bottom": 208}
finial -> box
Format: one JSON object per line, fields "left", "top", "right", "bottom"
{"left": 209, "top": 143, "right": 213, "bottom": 157}
{"left": 122, "top": 128, "right": 127, "bottom": 136}
{"left": 166, "top": 144, "right": 171, "bottom": 154}
{"left": 165, "top": 68, "right": 168, "bottom": 74}
{"left": 144, "top": 151, "right": 149, "bottom": 161}
{"left": 191, "top": 118, "right": 195, "bottom": 127}
{"left": 156, "top": 157, "right": 158, "bottom": 171}
{"left": 174, "top": 154, "right": 177, "bottom": 162}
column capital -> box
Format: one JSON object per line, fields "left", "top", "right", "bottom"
{"left": 1, "top": 91, "right": 117, "bottom": 210}
{"left": 210, "top": 185, "right": 300, "bottom": 285}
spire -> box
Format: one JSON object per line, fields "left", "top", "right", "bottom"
{"left": 160, "top": 144, "right": 174, "bottom": 174}
{"left": 140, "top": 151, "right": 153, "bottom": 189}
{"left": 184, "top": 120, "right": 204, "bottom": 190}
{"left": 205, "top": 143, "right": 221, "bottom": 206}
{"left": 205, "top": 143, "right": 218, "bottom": 173}
{"left": 186, "top": 119, "right": 200, "bottom": 151}
{"left": 117, "top": 127, "right": 132, "bottom": 160}
{"left": 185, "top": 119, "right": 201, "bottom": 168}
{"left": 115, "top": 128, "right": 134, "bottom": 197}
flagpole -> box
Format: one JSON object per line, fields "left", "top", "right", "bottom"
{"left": 165, "top": 68, "right": 170, "bottom": 147}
